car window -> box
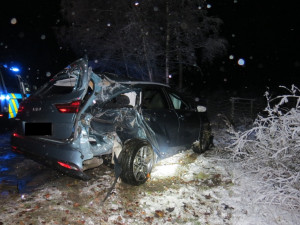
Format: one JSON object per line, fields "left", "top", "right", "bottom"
{"left": 167, "top": 92, "right": 189, "bottom": 110}
{"left": 36, "top": 72, "right": 79, "bottom": 97}
{"left": 0, "top": 67, "right": 21, "bottom": 93}
{"left": 104, "top": 91, "right": 137, "bottom": 109}
{"left": 35, "top": 65, "right": 83, "bottom": 97}
{"left": 141, "top": 88, "right": 168, "bottom": 109}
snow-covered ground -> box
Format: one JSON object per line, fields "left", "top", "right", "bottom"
{"left": 0, "top": 128, "right": 299, "bottom": 224}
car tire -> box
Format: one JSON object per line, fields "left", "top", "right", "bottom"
{"left": 192, "top": 123, "right": 211, "bottom": 154}
{"left": 119, "top": 139, "right": 154, "bottom": 185}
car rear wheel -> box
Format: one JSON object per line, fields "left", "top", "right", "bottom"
{"left": 192, "top": 123, "right": 211, "bottom": 154}
{"left": 119, "top": 139, "right": 154, "bottom": 185}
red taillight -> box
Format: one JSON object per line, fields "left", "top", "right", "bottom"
{"left": 57, "top": 161, "right": 79, "bottom": 171}
{"left": 57, "top": 161, "right": 72, "bottom": 169}
{"left": 11, "top": 146, "right": 23, "bottom": 154}
{"left": 55, "top": 100, "right": 81, "bottom": 113}
{"left": 18, "top": 105, "right": 25, "bottom": 113}
{"left": 0, "top": 114, "right": 3, "bottom": 117}
{"left": 12, "top": 133, "right": 22, "bottom": 138}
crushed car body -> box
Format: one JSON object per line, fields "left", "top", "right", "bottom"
{"left": 11, "top": 58, "right": 212, "bottom": 185}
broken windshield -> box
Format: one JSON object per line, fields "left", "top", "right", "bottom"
{"left": 34, "top": 58, "right": 87, "bottom": 98}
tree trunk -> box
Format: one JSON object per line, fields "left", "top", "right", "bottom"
{"left": 121, "top": 46, "right": 129, "bottom": 77}
{"left": 142, "top": 34, "right": 153, "bottom": 81}
{"left": 178, "top": 57, "right": 183, "bottom": 89}
{"left": 165, "top": 0, "right": 170, "bottom": 85}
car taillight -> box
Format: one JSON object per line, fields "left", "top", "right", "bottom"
{"left": 55, "top": 100, "right": 81, "bottom": 113}
{"left": 12, "top": 133, "right": 19, "bottom": 137}
{"left": 18, "top": 105, "right": 25, "bottom": 113}
{"left": 11, "top": 146, "right": 23, "bottom": 154}
{"left": 57, "top": 161, "right": 79, "bottom": 171}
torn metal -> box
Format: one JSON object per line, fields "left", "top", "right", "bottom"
{"left": 73, "top": 70, "right": 160, "bottom": 170}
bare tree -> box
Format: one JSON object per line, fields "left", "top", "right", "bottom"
{"left": 56, "top": 0, "right": 227, "bottom": 85}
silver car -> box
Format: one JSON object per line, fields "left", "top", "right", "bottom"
{"left": 11, "top": 58, "right": 212, "bottom": 185}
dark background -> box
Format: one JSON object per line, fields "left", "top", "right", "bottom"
{"left": 209, "top": 0, "right": 299, "bottom": 95}
{"left": 0, "top": 0, "right": 299, "bottom": 96}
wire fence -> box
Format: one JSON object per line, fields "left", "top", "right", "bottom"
{"left": 207, "top": 96, "right": 266, "bottom": 128}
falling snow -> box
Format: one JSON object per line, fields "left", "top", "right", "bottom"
{"left": 10, "top": 18, "right": 17, "bottom": 25}
{"left": 238, "top": 58, "right": 245, "bottom": 66}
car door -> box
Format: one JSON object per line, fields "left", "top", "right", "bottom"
{"left": 164, "top": 89, "right": 201, "bottom": 146}
{"left": 141, "top": 86, "right": 180, "bottom": 150}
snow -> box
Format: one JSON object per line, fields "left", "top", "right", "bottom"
{"left": 238, "top": 58, "right": 245, "bottom": 66}
{"left": 10, "top": 18, "right": 17, "bottom": 25}
{"left": 1, "top": 126, "right": 299, "bottom": 224}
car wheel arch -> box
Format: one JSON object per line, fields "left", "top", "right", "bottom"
{"left": 118, "top": 138, "right": 155, "bottom": 185}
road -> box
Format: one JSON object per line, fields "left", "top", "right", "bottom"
{"left": 0, "top": 131, "right": 58, "bottom": 198}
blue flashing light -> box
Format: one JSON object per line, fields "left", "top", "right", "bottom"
{"left": 10, "top": 66, "right": 20, "bottom": 73}
{"left": 0, "top": 95, "right": 10, "bottom": 101}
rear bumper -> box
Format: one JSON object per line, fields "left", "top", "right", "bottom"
{"left": 11, "top": 133, "right": 90, "bottom": 180}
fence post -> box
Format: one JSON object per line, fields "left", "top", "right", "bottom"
{"left": 250, "top": 100, "right": 253, "bottom": 119}
{"left": 230, "top": 97, "right": 235, "bottom": 121}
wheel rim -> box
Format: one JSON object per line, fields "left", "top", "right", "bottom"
{"left": 133, "top": 146, "right": 153, "bottom": 181}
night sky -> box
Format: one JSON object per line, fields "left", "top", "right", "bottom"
{"left": 209, "top": 0, "right": 299, "bottom": 95}
{"left": 0, "top": 0, "right": 299, "bottom": 95}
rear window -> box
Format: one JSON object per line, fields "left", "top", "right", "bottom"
{"left": 36, "top": 71, "right": 80, "bottom": 97}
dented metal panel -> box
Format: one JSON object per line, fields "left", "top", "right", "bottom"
{"left": 70, "top": 71, "right": 160, "bottom": 167}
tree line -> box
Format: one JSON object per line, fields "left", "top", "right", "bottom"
{"left": 56, "top": 0, "right": 227, "bottom": 88}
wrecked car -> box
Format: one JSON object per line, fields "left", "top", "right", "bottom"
{"left": 11, "top": 58, "right": 212, "bottom": 185}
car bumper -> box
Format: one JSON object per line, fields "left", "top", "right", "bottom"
{"left": 11, "top": 133, "right": 90, "bottom": 180}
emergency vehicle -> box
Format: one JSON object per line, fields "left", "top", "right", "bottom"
{"left": 0, "top": 64, "right": 28, "bottom": 122}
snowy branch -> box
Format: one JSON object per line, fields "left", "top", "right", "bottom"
{"left": 228, "top": 85, "right": 300, "bottom": 210}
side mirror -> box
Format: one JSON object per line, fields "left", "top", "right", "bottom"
{"left": 197, "top": 105, "right": 207, "bottom": 112}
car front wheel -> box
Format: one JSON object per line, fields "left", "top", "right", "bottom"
{"left": 119, "top": 139, "right": 154, "bottom": 185}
